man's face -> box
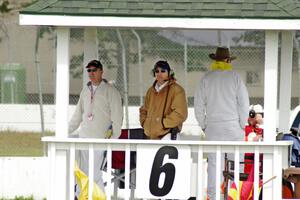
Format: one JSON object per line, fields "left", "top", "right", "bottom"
{"left": 87, "top": 67, "right": 103, "bottom": 84}
{"left": 154, "top": 67, "right": 169, "bottom": 84}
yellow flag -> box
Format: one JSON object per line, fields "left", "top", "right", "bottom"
{"left": 228, "top": 181, "right": 238, "bottom": 200}
{"left": 74, "top": 162, "right": 106, "bottom": 200}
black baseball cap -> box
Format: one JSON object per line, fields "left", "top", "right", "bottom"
{"left": 86, "top": 60, "right": 103, "bottom": 69}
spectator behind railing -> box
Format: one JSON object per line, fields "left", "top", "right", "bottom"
{"left": 194, "top": 47, "right": 250, "bottom": 200}
{"left": 68, "top": 59, "right": 123, "bottom": 199}
{"left": 280, "top": 108, "right": 300, "bottom": 198}
{"left": 139, "top": 60, "right": 188, "bottom": 140}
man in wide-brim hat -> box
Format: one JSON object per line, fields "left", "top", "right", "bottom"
{"left": 209, "top": 47, "right": 236, "bottom": 61}
{"left": 194, "top": 47, "right": 250, "bottom": 199}
{"left": 208, "top": 47, "right": 237, "bottom": 71}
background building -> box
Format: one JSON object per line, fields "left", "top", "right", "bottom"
{"left": 0, "top": 0, "right": 299, "bottom": 132}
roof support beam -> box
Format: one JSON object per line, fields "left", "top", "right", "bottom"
{"left": 53, "top": 27, "right": 70, "bottom": 200}
{"left": 83, "top": 28, "right": 98, "bottom": 86}
{"left": 264, "top": 30, "right": 279, "bottom": 142}
{"left": 263, "top": 30, "right": 279, "bottom": 200}
{"left": 279, "top": 31, "right": 294, "bottom": 133}
{"left": 55, "top": 27, "right": 70, "bottom": 138}
{"left": 19, "top": 14, "right": 300, "bottom": 31}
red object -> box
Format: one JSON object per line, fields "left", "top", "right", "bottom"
{"left": 282, "top": 183, "right": 293, "bottom": 199}
{"left": 111, "top": 128, "right": 145, "bottom": 169}
{"left": 240, "top": 167, "right": 263, "bottom": 200}
{"left": 244, "top": 124, "right": 263, "bottom": 174}
{"left": 111, "top": 129, "right": 128, "bottom": 169}
{"left": 240, "top": 166, "right": 254, "bottom": 200}
{"left": 244, "top": 125, "right": 263, "bottom": 141}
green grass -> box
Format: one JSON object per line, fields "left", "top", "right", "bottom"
{"left": 0, "top": 196, "right": 46, "bottom": 200}
{"left": 0, "top": 197, "right": 32, "bottom": 200}
{"left": 0, "top": 195, "right": 46, "bottom": 200}
{"left": 0, "top": 130, "right": 54, "bottom": 156}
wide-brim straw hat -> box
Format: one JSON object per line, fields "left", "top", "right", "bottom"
{"left": 209, "top": 47, "right": 236, "bottom": 61}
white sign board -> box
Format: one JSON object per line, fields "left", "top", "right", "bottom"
{"left": 136, "top": 145, "right": 191, "bottom": 199}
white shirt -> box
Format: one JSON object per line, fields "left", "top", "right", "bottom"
{"left": 69, "top": 81, "right": 123, "bottom": 139}
{"left": 194, "top": 70, "right": 249, "bottom": 130}
{"left": 92, "top": 84, "right": 98, "bottom": 92}
{"left": 154, "top": 81, "right": 168, "bottom": 92}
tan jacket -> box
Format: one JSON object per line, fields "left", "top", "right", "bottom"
{"left": 140, "top": 80, "right": 188, "bottom": 139}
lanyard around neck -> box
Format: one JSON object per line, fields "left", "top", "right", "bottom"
{"left": 87, "top": 82, "right": 101, "bottom": 121}
{"left": 88, "top": 84, "right": 99, "bottom": 103}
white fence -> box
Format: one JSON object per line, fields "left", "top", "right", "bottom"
{"left": 0, "top": 157, "right": 48, "bottom": 199}
{"left": 43, "top": 136, "right": 292, "bottom": 200}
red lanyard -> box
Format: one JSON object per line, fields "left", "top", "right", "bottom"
{"left": 89, "top": 85, "right": 98, "bottom": 103}
{"left": 87, "top": 84, "right": 98, "bottom": 121}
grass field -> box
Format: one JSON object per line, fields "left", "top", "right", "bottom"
{"left": 0, "top": 131, "right": 54, "bottom": 156}
{"left": 0, "top": 196, "right": 34, "bottom": 200}
{"left": 0, "top": 196, "right": 46, "bottom": 200}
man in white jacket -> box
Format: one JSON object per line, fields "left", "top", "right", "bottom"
{"left": 69, "top": 59, "right": 123, "bottom": 196}
{"left": 194, "top": 47, "right": 249, "bottom": 200}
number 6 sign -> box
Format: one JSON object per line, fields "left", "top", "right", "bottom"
{"left": 136, "top": 145, "right": 191, "bottom": 199}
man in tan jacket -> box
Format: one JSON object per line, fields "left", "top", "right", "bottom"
{"left": 139, "top": 60, "right": 188, "bottom": 139}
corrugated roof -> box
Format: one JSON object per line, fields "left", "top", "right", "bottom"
{"left": 20, "top": 0, "right": 300, "bottom": 19}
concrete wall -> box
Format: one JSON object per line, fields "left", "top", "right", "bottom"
{"left": 1, "top": 104, "right": 300, "bottom": 135}
{"left": 0, "top": 104, "right": 202, "bottom": 135}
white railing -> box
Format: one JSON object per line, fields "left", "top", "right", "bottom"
{"left": 42, "top": 136, "right": 292, "bottom": 200}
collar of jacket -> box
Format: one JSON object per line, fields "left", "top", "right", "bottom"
{"left": 152, "top": 79, "right": 175, "bottom": 90}
{"left": 86, "top": 79, "right": 108, "bottom": 87}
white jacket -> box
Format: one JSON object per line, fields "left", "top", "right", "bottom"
{"left": 194, "top": 70, "right": 249, "bottom": 130}
{"left": 69, "top": 81, "right": 123, "bottom": 139}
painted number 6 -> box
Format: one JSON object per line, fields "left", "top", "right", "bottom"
{"left": 149, "top": 146, "right": 178, "bottom": 196}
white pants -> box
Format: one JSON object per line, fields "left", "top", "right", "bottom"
{"left": 205, "top": 121, "right": 244, "bottom": 200}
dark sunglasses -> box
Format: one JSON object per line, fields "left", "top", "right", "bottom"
{"left": 87, "top": 68, "right": 98, "bottom": 73}
{"left": 155, "top": 69, "right": 167, "bottom": 73}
